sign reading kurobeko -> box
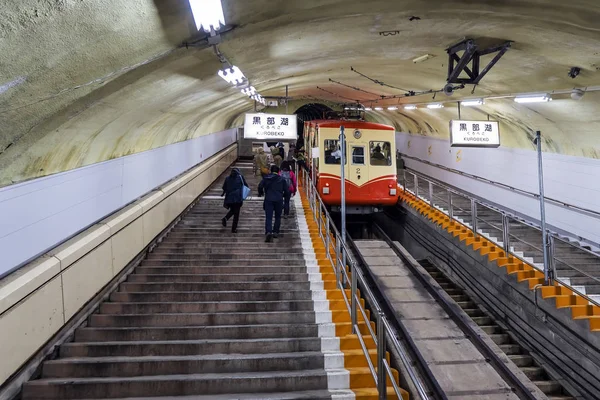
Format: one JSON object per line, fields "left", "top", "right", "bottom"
{"left": 244, "top": 113, "right": 297, "bottom": 140}
{"left": 450, "top": 120, "right": 500, "bottom": 148}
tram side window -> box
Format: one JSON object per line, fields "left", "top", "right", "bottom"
{"left": 324, "top": 139, "right": 345, "bottom": 164}
{"left": 370, "top": 141, "right": 392, "bottom": 166}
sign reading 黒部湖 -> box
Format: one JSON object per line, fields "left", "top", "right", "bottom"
{"left": 449, "top": 120, "right": 500, "bottom": 148}
{"left": 244, "top": 113, "right": 297, "bottom": 140}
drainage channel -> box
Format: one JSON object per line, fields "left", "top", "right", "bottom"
{"left": 417, "top": 258, "right": 576, "bottom": 400}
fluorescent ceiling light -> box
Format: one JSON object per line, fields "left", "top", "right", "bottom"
{"left": 218, "top": 66, "right": 245, "bottom": 85}
{"left": 413, "top": 54, "right": 435, "bottom": 63}
{"left": 365, "top": 107, "right": 372, "bottom": 111}
{"left": 189, "top": 0, "right": 225, "bottom": 32}
{"left": 374, "top": 107, "right": 384, "bottom": 111}
{"left": 387, "top": 106, "right": 398, "bottom": 111}
{"left": 461, "top": 99, "right": 484, "bottom": 106}
{"left": 242, "top": 86, "right": 256, "bottom": 96}
{"left": 514, "top": 94, "right": 552, "bottom": 103}
{"left": 427, "top": 103, "right": 444, "bottom": 109}
{"left": 404, "top": 105, "right": 417, "bottom": 110}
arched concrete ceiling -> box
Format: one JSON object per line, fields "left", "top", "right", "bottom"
{"left": 2, "top": 0, "right": 600, "bottom": 186}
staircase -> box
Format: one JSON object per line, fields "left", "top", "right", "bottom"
{"left": 21, "top": 163, "right": 360, "bottom": 399}
{"left": 413, "top": 178, "right": 600, "bottom": 302}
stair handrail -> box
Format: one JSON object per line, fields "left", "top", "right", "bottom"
{"left": 398, "top": 152, "right": 600, "bottom": 220}
{"left": 299, "top": 167, "right": 432, "bottom": 400}
{"left": 401, "top": 169, "right": 600, "bottom": 309}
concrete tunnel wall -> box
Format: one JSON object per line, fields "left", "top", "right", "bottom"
{"left": 3, "top": 1, "right": 600, "bottom": 188}
{"left": 0, "top": 143, "right": 238, "bottom": 386}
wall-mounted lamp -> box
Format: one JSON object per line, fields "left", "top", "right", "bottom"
{"left": 404, "top": 105, "right": 417, "bottom": 110}
{"left": 427, "top": 103, "right": 444, "bottom": 109}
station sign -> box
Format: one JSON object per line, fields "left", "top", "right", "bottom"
{"left": 244, "top": 113, "right": 297, "bottom": 140}
{"left": 450, "top": 120, "right": 500, "bottom": 148}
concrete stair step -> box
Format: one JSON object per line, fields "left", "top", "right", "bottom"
{"left": 533, "top": 380, "right": 563, "bottom": 394}
{"left": 100, "top": 300, "right": 326, "bottom": 314}
{"left": 133, "top": 266, "right": 317, "bottom": 275}
{"left": 498, "top": 343, "right": 522, "bottom": 355}
{"left": 22, "top": 369, "right": 342, "bottom": 398}
{"left": 88, "top": 311, "right": 319, "bottom": 327}
{"left": 42, "top": 352, "right": 332, "bottom": 378}
{"left": 76, "top": 389, "right": 357, "bottom": 400}
{"left": 60, "top": 338, "right": 325, "bottom": 358}
{"left": 74, "top": 323, "right": 323, "bottom": 342}
{"left": 508, "top": 354, "right": 533, "bottom": 367}
{"left": 150, "top": 248, "right": 306, "bottom": 254}
{"left": 145, "top": 254, "right": 306, "bottom": 261}
{"left": 159, "top": 237, "right": 299, "bottom": 243}
{"left": 521, "top": 366, "right": 545, "bottom": 380}
{"left": 140, "top": 260, "right": 307, "bottom": 267}
{"left": 109, "top": 290, "right": 316, "bottom": 303}
{"left": 118, "top": 281, "right": 312, "bottom": 292}
{"left": 126, "top": 273, "right": 311, "bottom": 283}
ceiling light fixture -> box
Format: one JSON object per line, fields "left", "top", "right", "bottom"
{"left": 242, "top": 86, "right": 257, "bottom": 96}
{"left": 365, "top": 107, "right": 372, "bottom": 111}
{"left": 514, "top": 94, "right": 552, "bottom": 103}
{"left": 461, "top": 99, "right": 484, "bottom": 106}
{"left": 189, "top": 0, "right": 225, "bottom": 32}
{"left": 218, "top": 66, "right": 245, "bottom": 85}
{"left": 387, "top": 106, "right": 398, "bottom": 111}
{"left": 404, "top": 105, "right": 417, "bottom": 110}
{"left": 427, "top": 103, "right": 444, "bottom": 109}
{"left": 374, "top": 107, "right": 384, "bottom": 111}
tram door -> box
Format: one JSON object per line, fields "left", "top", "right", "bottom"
{"left": 349, "top": 145, "right": 367, "bottom": 190}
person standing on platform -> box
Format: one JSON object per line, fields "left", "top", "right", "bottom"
{"left": 271, "top": 146, "right": 283, "bottom": 168}
{"left": 279, "top": 161, "right": 297, "bottom": 219}
{"left": 221, "top": 168, "right": 249, "bottom": 233}
{"left": 255, "top": 148, "right": 270, "bottom": 178}
{"left": 258, "top": 165, "right": 290, "bottom": 242}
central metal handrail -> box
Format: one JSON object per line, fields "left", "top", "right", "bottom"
{"left": 298, "top": 167, "right": 432, "bottom": 400}
{"left": 400, "top": 168, "right": 600, "bottom": 309}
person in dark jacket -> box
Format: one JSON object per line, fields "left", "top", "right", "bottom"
{"left": 221, "top": 168, "right": 248, "bottom": 233}
{"left": 258, "top": 165, "right": 290, "bottom": 242}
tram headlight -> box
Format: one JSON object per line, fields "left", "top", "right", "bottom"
{"left": 390, "top": 188, "right": 397, "bottom": 196}
{"left": 323, "top": 183, "right": 330, "bottom": 195}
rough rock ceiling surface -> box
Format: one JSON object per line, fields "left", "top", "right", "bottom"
{"left": 1, "top": 0, "right": 600, "bottom": 186}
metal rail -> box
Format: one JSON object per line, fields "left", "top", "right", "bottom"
{"left": 371, "top": 223, "right": 539, "bottom": 400}
{"left": 401, "top": 168, "right": 600, "bottom": 308}
{"left": 299, "top": 168, "right": 433, "bottom": 400}
{"left": 399, "top": 152, "right": 600, "bottom": 220}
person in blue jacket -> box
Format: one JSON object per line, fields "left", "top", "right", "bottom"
{"left": 258, "top": 165, "right": 290, "bottom": 242}
{"left": 221, "top": 168, "right": 248, "bottom": 233}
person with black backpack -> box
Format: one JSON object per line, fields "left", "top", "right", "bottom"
{"left": 279, "top": 161, "right": 297, "bottom": 219}
{"left": 258, "top": 165, "right": 290, "bottom": 242}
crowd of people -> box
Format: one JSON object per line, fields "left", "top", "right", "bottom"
{"left": 221, "top": 142, "right": 300, "bottom": 242}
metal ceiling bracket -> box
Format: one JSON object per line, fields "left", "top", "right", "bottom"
{"left": 446, "top": 39, "right": 511, "bottom": 85}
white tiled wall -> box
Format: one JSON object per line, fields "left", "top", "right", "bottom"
{"left": 397, "top": 132, "right": 600, "bottom": 244}
{"left": 0, "top": 128, "right": 238, "bottom": 277}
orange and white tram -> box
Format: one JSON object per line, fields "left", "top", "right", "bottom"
{"left": 304, "top": 119, "right": 399, "bottom": 213}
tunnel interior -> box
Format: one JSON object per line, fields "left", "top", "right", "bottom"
{"left": 293, "top": 103, "right": 333, "bottom": 149}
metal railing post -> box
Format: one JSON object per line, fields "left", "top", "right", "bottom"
{"left": 502, "top": 214, "right": 511, "bottom": 253}
{"left": 548, "top": 233, "right": 556, "bottom": 283}
{"left": 351, "top": 260, "right": 358, "bottom": 333}
{"left": 448, "top": 191, "right": 453, "bottom": 219}
{"left": 377, "top": 311, "right": 387, "bottom": 400}
{"left": 402, "top": 169, "right": 406, "bottom": 194}
{"left": 325, "top": 214, "right": 331, "bottom": 262}
{"left": 471, "top": 198, "right": 478, "bottom": 234}
{"left": 428, "top": 181, "right": 434, "bottom": 208}
{"left": 335, "top": 239, "right": 342, "bottom": 288}
{"left": 414, "top": 175, "right": 419, "bottom": 198}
